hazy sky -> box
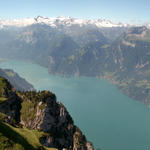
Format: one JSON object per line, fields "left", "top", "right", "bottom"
{"left": 0, "top": 0, "right": 149, "bottom": 23}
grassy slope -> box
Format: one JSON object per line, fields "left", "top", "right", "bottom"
{"left": 0, "top": 120, "right": 56, "bottom": 150}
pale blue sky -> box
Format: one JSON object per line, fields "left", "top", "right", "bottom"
{"left": 0, "top": 0, "right": 149, "bottom": 23}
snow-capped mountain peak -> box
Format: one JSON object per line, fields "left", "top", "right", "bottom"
{"left": 0, "top": 16, "right": 130, "bottom": 29}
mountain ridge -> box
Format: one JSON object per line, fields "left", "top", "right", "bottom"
{"left": 0, "top": 16, "right": 131, "bottom": 28}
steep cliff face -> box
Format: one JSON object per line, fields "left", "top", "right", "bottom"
{"left": 53, "top": 26, "right": 150, "bottom": 106}
{"left": 0, "top": 77, "right": 94, "bottom": 150}
{"left": 108, "top": 26, "right": 150, "bottom": 105}
{"left": 18, "top": 91, "right": 75, "bottom": 149}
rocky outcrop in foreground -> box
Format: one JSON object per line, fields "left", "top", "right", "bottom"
{"left": 0, "top": 77, "right": 94, "bottom": 150}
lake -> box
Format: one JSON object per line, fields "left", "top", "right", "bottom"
{"left": 1, "top": 60, "right": 150, "bottom": 150}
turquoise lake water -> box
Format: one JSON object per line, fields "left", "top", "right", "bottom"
{"left": 1, "top": 60, "right": 150, "bottom": 150}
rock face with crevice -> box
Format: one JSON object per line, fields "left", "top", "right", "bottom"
{"left": 0, "top": 77, "right": 94, "bottom": 150}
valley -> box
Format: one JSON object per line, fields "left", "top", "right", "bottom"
{"left": 0, "top": 17, "right": 150, "bottom": 105}
{"left": 1, "top": 16, "right": 150, "bottom": 150}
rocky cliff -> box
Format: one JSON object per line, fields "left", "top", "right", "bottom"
{"left": 0, "top": 77, "right": 94, "bottom": 150}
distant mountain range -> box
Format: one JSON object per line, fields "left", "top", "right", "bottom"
{"left": 0, "top": 17, "right": 150, "bottom": 105}
{"left": 0, "top": 16, "right": 131, "bottom": 28}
